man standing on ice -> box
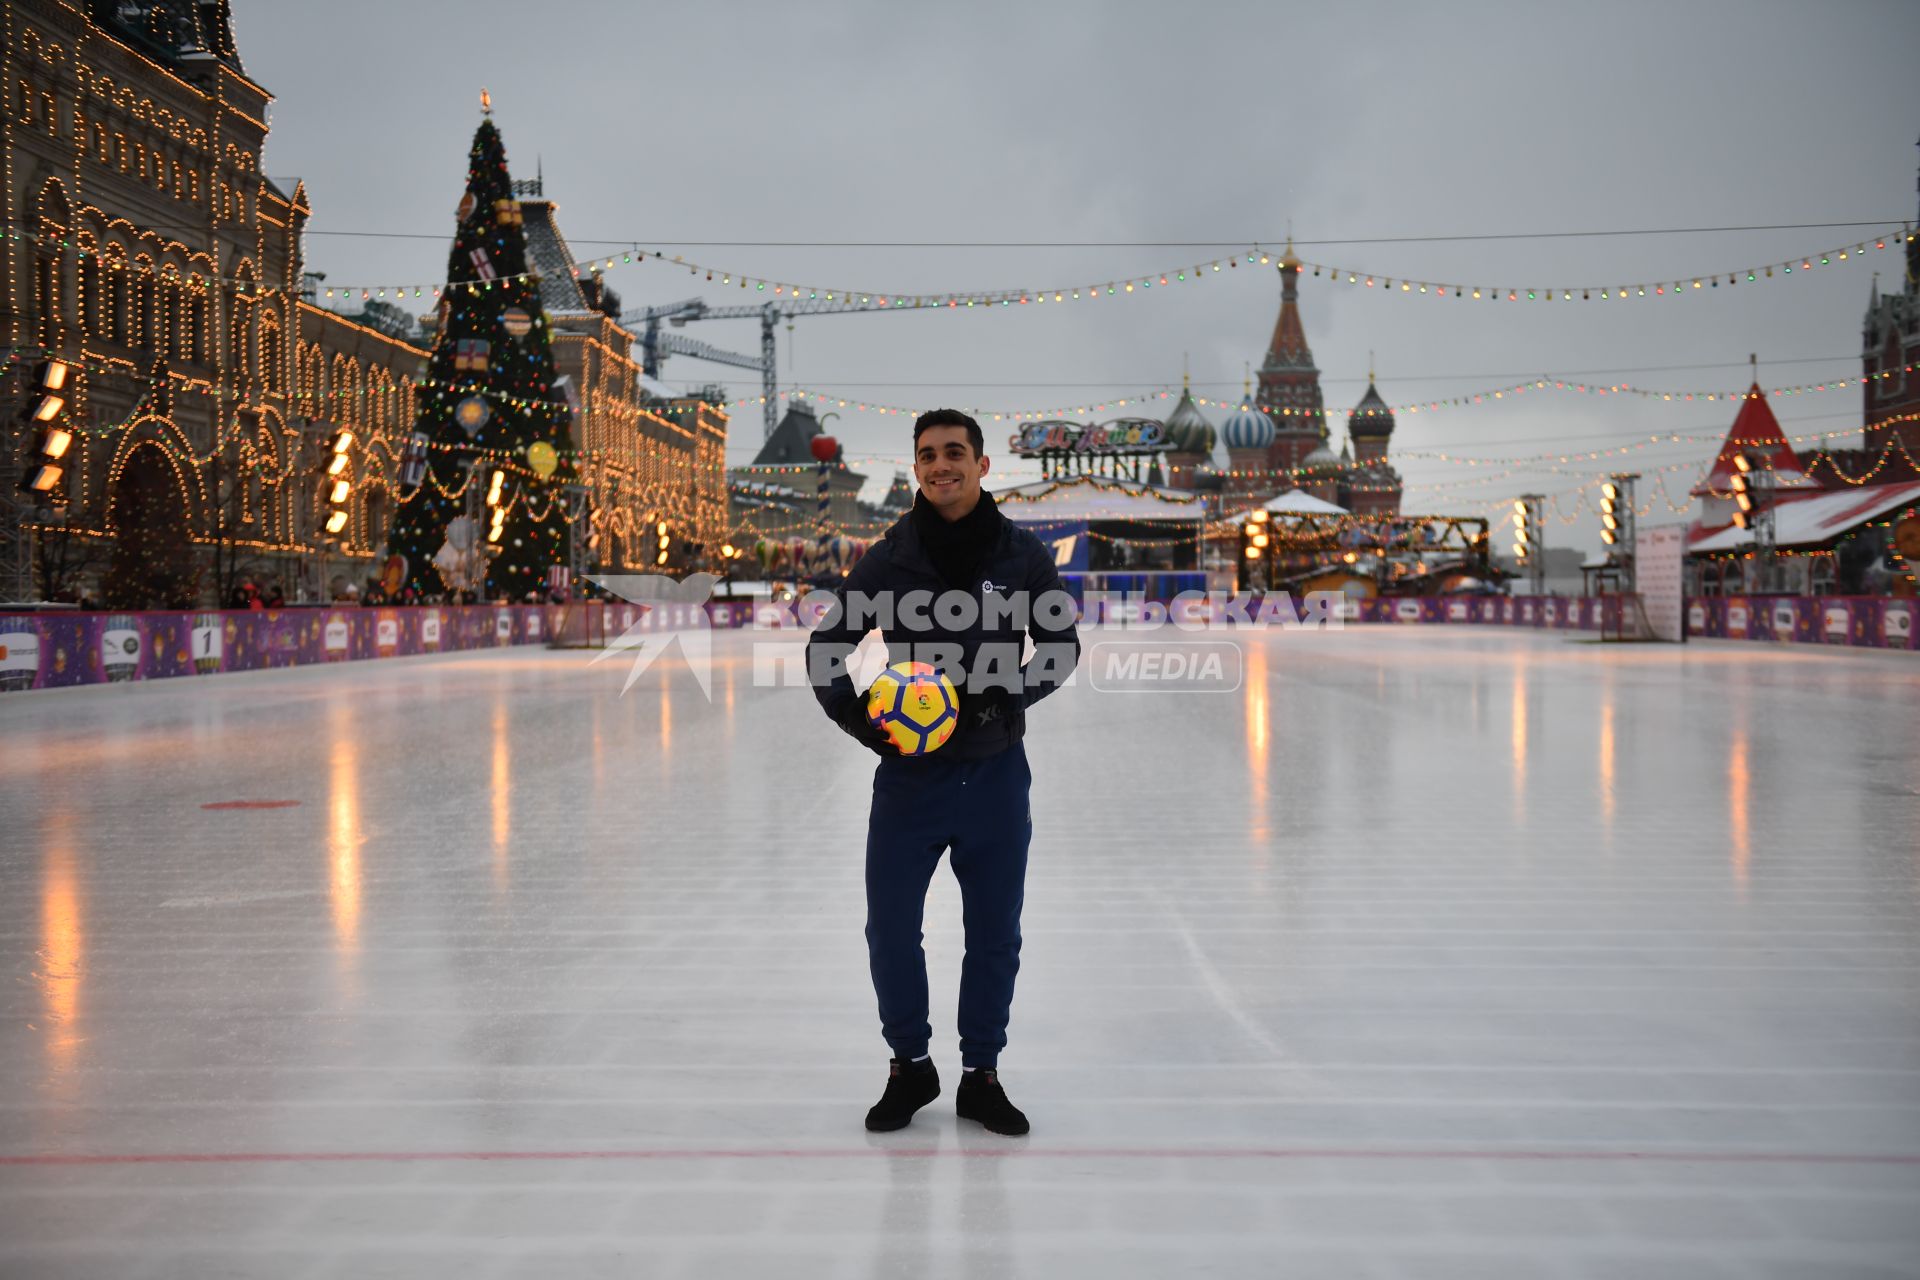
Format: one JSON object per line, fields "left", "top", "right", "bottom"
{"left": 808, "top": 408, "right": 1080, "bottom": 1135}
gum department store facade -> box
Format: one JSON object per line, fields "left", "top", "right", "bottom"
{"left": 1, "top": 0, "right": 725, "bottom": 606}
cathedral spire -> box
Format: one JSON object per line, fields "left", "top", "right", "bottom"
{"left": 1257, "top": 233, "right": 1325, "bottom": 449}
{"left": 1909, "top": 134, "right": 1920, "bottom": 289}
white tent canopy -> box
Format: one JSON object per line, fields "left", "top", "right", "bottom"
{"left": 1262, "top": 489, "right": 1349, "bottom": 515}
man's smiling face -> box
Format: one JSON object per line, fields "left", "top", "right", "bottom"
{"left": 913, "top": 425, "right": 989, "bottom": 519}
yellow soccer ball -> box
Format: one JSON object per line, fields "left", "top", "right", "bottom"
{"left": 865, "top": 661, "right": 960, "bottom": 756}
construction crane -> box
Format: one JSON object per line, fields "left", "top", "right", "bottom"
{"left": 620, "top": 297, "right": 896, "bottom": 440}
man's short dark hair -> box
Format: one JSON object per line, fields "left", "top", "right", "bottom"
{"left": 913, "top": 408, "right": 983, "bottom": 458}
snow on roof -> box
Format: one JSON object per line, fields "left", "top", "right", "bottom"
{"left": 995, "top": 475, "right": 1207, "bottom": 523}
{"left": 1688, "top": 480, "right": 1920, "bottom": 552}
{"left": 519, "top": 200, "right": 593, "bottom": 317}
{"left": 1263, "top": 488, "right": 1349, "bottom": 515}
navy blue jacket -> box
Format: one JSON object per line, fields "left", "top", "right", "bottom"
{"left": 808, "top": 497, "right": 1081, "bottom": 760}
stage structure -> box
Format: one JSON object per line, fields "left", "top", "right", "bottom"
{"left": 1236, "top": 508, "right": 1492, "bottom": 596}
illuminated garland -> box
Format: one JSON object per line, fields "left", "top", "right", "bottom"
{"left": 993, "top": 479, "right": 1203, "bottom": 508}
{"left": 30, "top": 221, "right": 1873, "bottom": 314}
{"left": 1457, "top": 458, "right": 1707, "bottom": 513}
{"left": 288, "top": 226, "right": 1916, "bottom": 313}
{"left": 730, "top": 416, "right": 1920, "bottom": 490}
{"left": 1190, "top": 363, "right": 1920, "bottom": 420}
{"left": 1084, "top": 528, "right": 1207, "bottom": 547}
{"left": 45, "top": 351, "right": 1904, "bottom": 491}
{"left": 697, "top": 364, "right": 1919, "bottom": 432}
{"left": 0, "top": 224, "right": 523, "bottom": 300}
{"left": 1686, "top": 424, "right": 1920, "bottom": 497}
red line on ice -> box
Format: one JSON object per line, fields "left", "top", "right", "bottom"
{"left": 2, "top": 1147, "right": 1916, "bottom": 1167}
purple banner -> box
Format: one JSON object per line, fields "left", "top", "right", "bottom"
{"left": 1353, "top": 595, "right": 1618, "bottom": 631}
{"left": 1342, "top": 593, "right": 1914, "bottom": 651}
{"left": 0, "top": 604, "right": 560, "bottom": 693}
{"left": 1684, "top": 596, "right": 1917, "bottom": 650}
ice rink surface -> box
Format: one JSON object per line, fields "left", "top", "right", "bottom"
{"left": 1, "top": 625, "right": 1918, "bottom": 1279}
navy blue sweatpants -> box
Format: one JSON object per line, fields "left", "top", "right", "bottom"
{"left": 865, "top": 742, "right": 1032, "bottom": 1070}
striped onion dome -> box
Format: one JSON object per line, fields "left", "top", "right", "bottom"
{"left": 1221, "top": 404, "right": 1277, "bottom": 450}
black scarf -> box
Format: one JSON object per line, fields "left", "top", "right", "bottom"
{"left": 911, "top": 488, "right": 1002, "bottom": 588}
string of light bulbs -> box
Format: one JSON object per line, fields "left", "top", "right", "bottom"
{"left": 713, "top": 363, "right": 1920, "bottom": 429}
{"left": 285, "top": 224, "right": 1915, "bottom": 313}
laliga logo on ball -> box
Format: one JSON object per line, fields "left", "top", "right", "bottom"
{"left": 866, "top": 661, "right": 958, "bottom": 756}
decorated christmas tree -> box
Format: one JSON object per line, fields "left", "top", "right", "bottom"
{"left": 386, "top": 104, "right": 569, "bottom": 602}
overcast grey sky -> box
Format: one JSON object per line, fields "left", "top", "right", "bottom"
{"left": 240, "top": 0, "right": 1920, "bottom": 549}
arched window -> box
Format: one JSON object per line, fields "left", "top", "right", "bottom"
{"left": 332, "top": 356, "right": 360, "bottom": 433}
{"left": 299, "top": 341, "right": 326, "bottom": 414}
{"left": 163, "top": 271, "right": 187, "bottom": 361}
{"left": 228, "top": 263, "right": 258, "bottom": 377}
{"left": 1810, "top": 554, "right": 1837, "bottom": 597}
{"left": 228, "top": 302, "right": 248, "bottom": 377}
{"left": 188, "top": 288, "right": 207, "bottom": 364}
{"left": 34, "top": 178, "right": 72, "bottom": 348}
{"left": 133, "top": 259, "right": 158, "bottom": 350}
{"left": 367, "top": 369, "right": 393, "bottom": 437}
{"left": 79, "top": 244, "right": 102, "bottom": 337}
{"left": 259, "top": 317, "right": 283, "bottom": 393}
{"left": 364, "top": 487, "right": 390, "bottom": 554}
{"left": 104, "top": 248, "right": 128, "bottom": 344}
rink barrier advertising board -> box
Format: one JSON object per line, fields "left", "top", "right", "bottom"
{"left": 3, "top": 591, "right": 1912, "bottom": 693}
{"left": 1337, "top": 593, "right": 1914, "bottom": 650}
{"left": 0, "top": 605, "right": 554, "bottom": 692}
{"left": 1682, "top": 596, "right": 1917, "bottom": 649}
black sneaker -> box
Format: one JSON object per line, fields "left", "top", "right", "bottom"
{"left": 864, "top": 1057, "right": 940, "bottom": 1132}
{"left": 955, "top": 1068, "right": 1029, "bottom": 1135}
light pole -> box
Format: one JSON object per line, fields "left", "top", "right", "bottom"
{"left": 1601, "top": 473, "right": 1639, "bottom": 594}
{"left": 1511, "top": 495, "right": 1546, "bottom": 595}
{"left": 1730, "top": 452, "right": 1776, "bottom": 593}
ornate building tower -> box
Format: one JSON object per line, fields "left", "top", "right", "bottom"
{"left": 1256, "top": 242, "right": 1329, "bottom": 483}
{"left": 1342, "top": 377, "right": 1404, "bottom": 516}
{"left": 1860, "top": 139, "right": 1920, "bottom": 466}
{"left": 1161, "top": 377, "right": 1216, "bottom": 491}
